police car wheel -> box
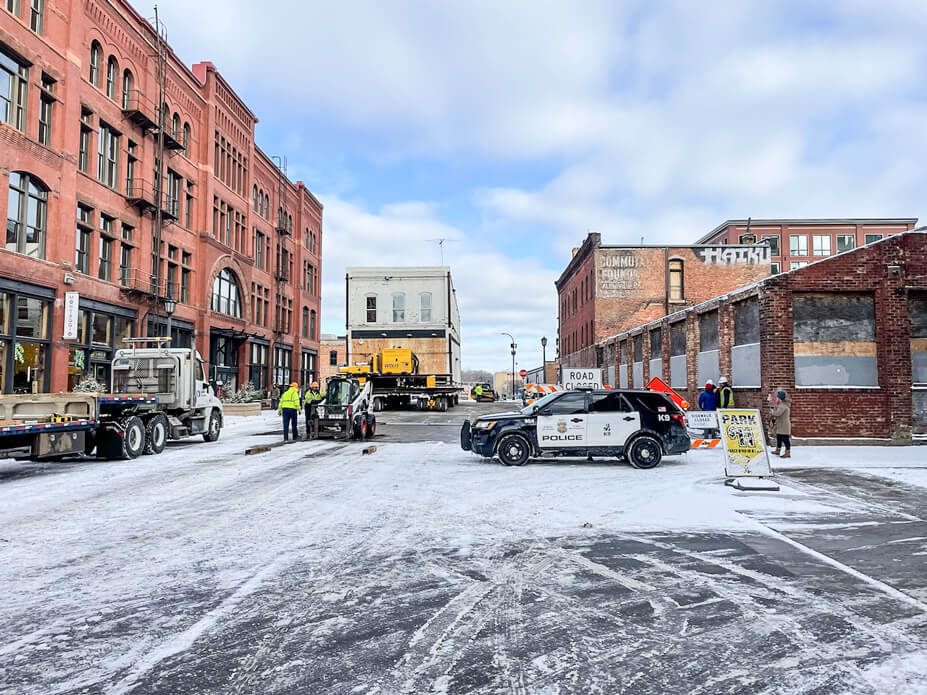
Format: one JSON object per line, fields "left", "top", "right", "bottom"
{"left": 497, "top": 434, "right": 530, "bottom": 466}
{"left": 627, "top": 436, "right": 662, "bottom": 469}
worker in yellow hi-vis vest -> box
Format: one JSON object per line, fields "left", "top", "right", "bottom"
{"left": 303, "top": 381, "right": 323, "bottom": 440}
{"left": 277, "top": 381, "right": 301, "bottom": 441}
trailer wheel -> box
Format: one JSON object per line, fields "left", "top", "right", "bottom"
{"left": 122, "top": 416, "right": 146, "bottom": 459}
{"left": 439, "top": 396, "right": 448, "bottom": 412}
{"left": 144, "top": 414, "right": 169, "bottom": 455}
{"left": 203, "top": 410, "right": 222, "bottom": 442}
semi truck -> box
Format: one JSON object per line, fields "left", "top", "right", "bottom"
{"left": 339, "top": 347, "right": 460, "bottom": 412}
{"left": 0, "top": 339, "right": 223, "bottom": 461}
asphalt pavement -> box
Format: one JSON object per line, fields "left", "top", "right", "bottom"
{"left": 0, "top": 403, "right": 925, "bottom": 695}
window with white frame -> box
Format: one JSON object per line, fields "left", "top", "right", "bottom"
{"left": 420, "top": 292, "right": 432, "bottom": 322}
{"left": 790, "top": 261, "right": 808, "bottom": 270}
{"left": 392, "top": 293, "right": 405, "bottom": 322}
{"left": 789, "top": 234, "right": 808, "bottom": 256}
{"left": 812, "top": 235, "right": 831, "bottom": 256}
{"left": 366, "top": 295, "right": 376, "bottom": 323}
{"left": 836, "top": 234, "right": 855, "bottom": 253}
{"left": 1, "top": 47, "right": 28, "bottom": 131}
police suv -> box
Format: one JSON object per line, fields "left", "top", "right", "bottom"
{"left": 460, "top": 388, "right": 690, "bottom": 468}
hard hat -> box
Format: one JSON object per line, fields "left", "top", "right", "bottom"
{"left": 290, "top": 382, "right": 299, "bottom": 388}
{"left": 705, "top": 379, "right": 714, "bottom": 387}
{"left": 719, "top": 376, "right": 729, "bottom": 384}
{"left": 311, "top": 381, "right": 319, "bottom": 388}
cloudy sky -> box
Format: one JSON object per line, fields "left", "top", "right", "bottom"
{"left": 147, "top": 0, "right": 926, "bottom": 372}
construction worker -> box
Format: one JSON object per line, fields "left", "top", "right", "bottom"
{"left": 277, "top": 381, "right": 301, "bottom": 441}
{"left": 717, "top": 376, "right": 735, "bottom": 409}
{"left": 303, "top": 380, "right": 323, "bottom": 440}
{"left": 474, "top": 384, "right": 483, "bottom": 401}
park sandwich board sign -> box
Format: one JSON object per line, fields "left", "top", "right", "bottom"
{"left": 717, "top": 409, "right": 775, "bottom": 489}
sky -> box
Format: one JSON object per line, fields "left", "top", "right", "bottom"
{"left": 145, "top": 0, "right": 927, "bottom": 373}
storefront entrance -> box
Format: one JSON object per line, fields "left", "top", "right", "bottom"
{"left": 210, "top": 329, "right": 246, "bottom": 392}
{"left": 0, "top": 280, "right": 54, "bottom": 394}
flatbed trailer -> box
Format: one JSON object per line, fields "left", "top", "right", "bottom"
{"left": 367, "top": 374, "right": 460, "bottom": 412}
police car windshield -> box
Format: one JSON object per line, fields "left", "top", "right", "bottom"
{"left": 520, "top": 391, "right": 561, "bottom": 414}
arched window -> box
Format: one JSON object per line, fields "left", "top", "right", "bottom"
{"left": 105, "top": 56, "right": 117, "bottom": 98}
{"left": 668, "top": 259, "right": 684, "bottom": 301}
{"left": 310, "top": 310, "right": 316, "bottom": 340}
{"left": 420, "top": 292, "right": 432, "bottom": 322}
{"left": 89, "top": 41, "right": 101, "bottom": 86}
{"left": 171, "top": 113, "right": 180, "bottom": 139}
{"left": 210, "top": 268, "right": 242, "bottom": 317}
{"left": 183, "top": 122, "right": 190, "bottom": 155}
{"left": 264, "top": 194, "right": 269, "bottom": 218}
{"left": 301, "top": 307, "right": 309, "bottom": 338}
{"left": 121, "top": 69, "right": 133, "bottom": 109}
{"left": 253, "top": 185, "right": 258, "bottom": 212}
{"left": 5, "top": 172, "right": 48, "bottom": 259}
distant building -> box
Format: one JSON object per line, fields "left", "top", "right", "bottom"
{"left": 697, "top": 218, "right": 917, "bottom": 275}
{"left": 319, "top": 334, "right": 346, "bottom": 384}
{"left": 556, "top": 233, "right": 771, "bottom": 376}
{"left": 345, "top": 267, "right": 461, "bottom": 382}
{"left": 523, "top": 361, "right": 559, "bottom": 385}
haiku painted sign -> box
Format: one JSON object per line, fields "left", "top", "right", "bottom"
{"left": 63, "top": 292, "right": 80, "bottom": 340}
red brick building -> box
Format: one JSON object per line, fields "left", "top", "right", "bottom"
{"left": 556, "top": 232, "right": 771, "bottom": 376}
{"left": 602, "top": 231, "right": 927, "bottom": 443}
{"left": 0, "top": 0, "right": 321, "bottom": 395}
{"left": 697, "top": 218, "right": 917, "bottom": 274}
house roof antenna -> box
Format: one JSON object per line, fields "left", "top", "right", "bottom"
{"left": 426, "top": 238, "right": 460, "bottom": 265}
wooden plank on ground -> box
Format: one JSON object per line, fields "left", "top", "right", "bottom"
{"left": 362, "top": 445, "right": 377, "bottom": 455}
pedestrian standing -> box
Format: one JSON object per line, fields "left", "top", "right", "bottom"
{"left": 717, "top": 377, "right": 735, "bottom": 409}
{"left": 277, "top": 381, "right": 301, "bottom": 442}
{"left": 303, "top": 380, "right": 323, "bottom": 440}
{"left": 270, "top": 384, "right": 281, "bottom": 411}
{"left": 698, "top": 380, "right": 718, "bottom": 411}
{"left": 770, "top": 390, "right": 791, "bottom": 458}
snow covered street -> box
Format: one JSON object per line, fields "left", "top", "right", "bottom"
{"left": 1, "top": 406, "right": 926, "bottom": 694}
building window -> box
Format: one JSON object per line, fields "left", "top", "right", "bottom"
{"left": 105, "top": 56, "right": 117, "bottom": 99}
{"left": 865, "top": 233, "right": 883, "bottom": 244}
{"left": 253, "top": 185, "right": 258, "bottom": 212}
{"left": 790, "top": 261, "right": 808, "bottom": 270}
{"left": 1, "top": 48, "right": 28, "bottom": 131}
{"left": 310, "top": 310, "right": 316, "bottom": 340}
{"left": 28, "top": 0, "right": 43, "bottom": 32}
{"left": 5, "top": 0, "right": 20, "bottom": 15}
{"left": 301, "top": 306, "right": 308, "bottom": 338}
{"left": 366, "top": 295, "right": 377, "bottom": 323}
{"left": 98, "top": 236, "right": 112, "bottom": 281}
{"left": 789, "top": 234, "right": 808, "bottom": 256}
{"left": 836, "top": 234, "right": 855, "bottom": 253}
{"left": 420, "top": 292, "right": 432, "bottom": 322}
{"left": 89, "top": 41, "right": 101, "bottom": 87}
{"left": 812, "top": 234, "right": 831, "bottom": 257}
{"left": 762, "top": 235, "right": 780, "bottom": 256}
{"left": 255, "top": 230, "right": 265, "bottom": 270}
{"left": 96, "top": 122, "right": 119, "bottom": 188}
{"left": 0, "top": 293, "right": 52, "bottom": 394}
{"left": 6, "top": 172, "right": 48, "bottom": 259}
{"left": 770, "top": 262, "right": 780, "bottom": 274}
{"left": 211, "top": 268, "right": 242, "bottom": 317}
{"left": 38, "top": 88, "right": 52, "bottom": 146}
{"left": 78, "top": 111, "right": 91, "bottom": 172}
{"left": 185, "top": 183, "right": 193, "bottom": 228}
{"left": 329, "top": 349, "right": 338, "bottom": 366}
{"left": 119, "top": 243, "right": 132, "bottom": 286}
{"left": 668, "top": 259, "right": 684, "bottom": 301}
{"left": 121, "top": 69, "right": 132, "bottom": 109}
{"left": 392, "top": 293, "right": 405, "bottom": 322}
{"left": 171, "top": 112, "right": 180, "bottom": 139}
{"left": 181, "top": 268, "right": 190, "bottom": 303}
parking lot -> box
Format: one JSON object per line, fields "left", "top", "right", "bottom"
{"left": 0, "top": 405, "right": 925, "bottom": 694}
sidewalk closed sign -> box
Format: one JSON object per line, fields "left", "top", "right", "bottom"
{"left": 718, "top": 409, "right": 772, "bottom": 477}
{"left": 561, "top": 368, "right": 602, "bottom": 390}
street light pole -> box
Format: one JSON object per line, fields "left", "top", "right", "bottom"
{"left": 541, "top": 336, "right": 548, "bottom": 382}
{"left": 501, "top": 332, "right": 516, "bottom": 399}
{"left": 164, "top": 298, "right": 176, "bottom": 344}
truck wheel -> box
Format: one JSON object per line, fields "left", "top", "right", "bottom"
{"left": 373, "top": 398, "right": 383, "bottom": 412}
{"left": 122, "top": 416, "right": 146, "bottom": 459}
{"left": 144, "top": 414, "right": 169, "bottom": 455}
{"left": 203, "top": 410, "right": 222, "bottom": 442}
{"left": 366, "top": 414, "right": 376, "bottom": 438}
{"left": 497, "top": 433, "right": 530, "bottom": 466}
{"left": 359, "top": 415, "right": 369, "bottom": 440}
{"left": 627, "top": 436, "right": 662, "bottom": 469}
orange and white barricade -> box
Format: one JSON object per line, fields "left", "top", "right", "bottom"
{"left": 523, "top": 383, "right": 560, "bottom": 405}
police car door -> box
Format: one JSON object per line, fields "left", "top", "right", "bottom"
{"left": 536, "top": 392, "right": 588, "bottom": 449}
{"left": 586, "top": 392, "right": 640, "bottom": 447}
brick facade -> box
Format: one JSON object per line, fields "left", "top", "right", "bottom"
{"left": 0, "top": 0, "right": 321, "bottom": 395}
{"left": 603, "top": 232, "right": 927, "bottom": 443}
{"left": 319, "top": 335, "right": 346, "bottom": 384}
{"left": 557, "top": 233, "right": 770, "bottom": 372}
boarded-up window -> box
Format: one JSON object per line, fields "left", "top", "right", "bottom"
{"left": 632, "top": 334, "right": 643, "bottom": 362}
{"left": 793, "top": 293, "right": 877, "bottom": 387}
{"left": 699, "top": 311, "right": 719, "bottom": 351}
{"left": 669, "top": 322, "right": 686, "bottom": 389}
{"left": 670, "top": 322, "right": 686, "bottom": 356}
{"left": 618, "top": 339, "right": 629, "bottom": 388}
{"left": 669, "top": 260, "right": 683, "bottom": 301}
{"left": 650, "top": 328, "right": 662, "bottom": 357}
{"left": 732, "top": 298, "right": 760, "bottom": 386}
{"left": 909, "top": 292, "right": 927, "bottom": 385}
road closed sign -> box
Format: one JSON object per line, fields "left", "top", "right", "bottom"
{"left": 718, "top": 409, "right": 772, "bottom": 477}
{"left": 561, "top": 368, "right": 602, "bottom": 390}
